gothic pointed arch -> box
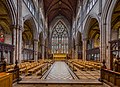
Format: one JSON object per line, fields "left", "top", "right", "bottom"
{"left": 83, "top": 16, "right": 100, "bottom": 61}
{"left": 108, "top": 0, "right": 120, "bottom": 70}
{"left": 23, "top": 15, "right": 38, "bottom": 40}
{"left": 51, "top": 21, "right": 68, "bottom": 54}
{"left": 0, "top": 0, "right": 16, "bottom": 63}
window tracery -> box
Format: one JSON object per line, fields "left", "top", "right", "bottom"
{"left": 52, "top": 21, "right": 68, "bottom": 54}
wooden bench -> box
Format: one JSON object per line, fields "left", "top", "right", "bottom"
{"left": 72, "top": 62, "right": 84, "bottom": 70}
{"left": 28, "top": 64, "right": 45, "bottom": 74}
{"left": 37, "top": 63, "right": 50, "bottom": 76}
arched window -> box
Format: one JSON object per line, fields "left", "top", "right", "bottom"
{"left": 86, "top": 0, "right": 97, "bottom": 14}
{"left": 23, "top": 0, "right": 36, "bottom": 17}
{"left": 52, "top": 21, "right": 68, "bottom": 54}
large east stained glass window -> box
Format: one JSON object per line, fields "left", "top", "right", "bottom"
{"left": 52, "top": 21, "right": 68, "bottom": 54}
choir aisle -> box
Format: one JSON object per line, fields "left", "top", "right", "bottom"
{"left": 12, "top": 60, "right": 104, "bottom": 87}
{"left": 41, "top": 61, "right": 78, "bottom": 80}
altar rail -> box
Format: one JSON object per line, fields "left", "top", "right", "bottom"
{"left": 100, "top": 69, "right": 120, "bottom": 86}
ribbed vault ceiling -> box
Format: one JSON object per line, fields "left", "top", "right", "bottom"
{"left": 43, "top": 0, "right": 78, "bottom": 25}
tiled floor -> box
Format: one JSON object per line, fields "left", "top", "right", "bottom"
{"left": 44, "top": 61, "right": 74, "bottom": 80}
{"left": 74, "top": 67, "right": 100, "bottom": 79}
{"left": 13, "top": 61, "right": 104, "bottom": 87}
{"left": 20, "top": 61, "right": 100, "bottom": 80}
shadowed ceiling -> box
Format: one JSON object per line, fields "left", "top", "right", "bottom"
{"left": 43, "top": 0, "right": 78, "bottom": 25}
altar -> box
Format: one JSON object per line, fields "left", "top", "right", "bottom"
{"left": 53, "top": 53, "right": 66, "bottom": 61}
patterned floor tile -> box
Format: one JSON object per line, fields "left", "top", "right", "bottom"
{"left": 46, "top": 61, "right": 74, "bottom": 80}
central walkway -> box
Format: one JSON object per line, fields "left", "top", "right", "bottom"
{"left": 14, "top": 61, "right": 102, "bottom": 87}
{"left": 42, "top": 61, "right": 78, "bottom": 80}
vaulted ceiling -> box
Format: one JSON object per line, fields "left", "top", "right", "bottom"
{"left": 0, "top": 0, "right": 12, "bottom": 33}
{"left": 43, "top": 0, "right": 78, "bottom": 25}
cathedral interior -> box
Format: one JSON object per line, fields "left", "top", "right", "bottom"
{"left": 0, "top": 0, "right": 120, "bottom": 87}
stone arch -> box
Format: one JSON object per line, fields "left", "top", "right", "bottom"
{"left": 103, "top": 0, "right": 120, "bottom": 69}
{"left": 100, "top": 0, "right": 118, "bottom": 68}
{"left": 0, "top": 0, "right": 16, "bottom": 44}
{"left": 0, "top": 0, "right": 16, "bottom": 64}
{"left": 100, "top": 0, "right": 114, "bottom": 68}
{"left": 101, "top": 0, "right": 118, "bottom": 47}
{"left": 5, "top": 0, "right": 16, "bottom": 25}
{"left": 51, "top": 21, "right": 69, "bottom": 54}
{"left": 51, "top": 20, "right": 69, "bottom": 37}
{"left": 49, "top": 16, "right": 71, "bottom": 38}
{"left": 6, "top": 1, "right": 16, "bottom": 25}
{"left": 83, "top": 13, "right": 100, "bottom": 61}
{"left": 100, "top": 0, "right": 117, "bottom": 43}
{"left": 106, "top": 0, "right": 118, "bottom": 41}
{"left": 83, "top": 13, "right": 100, "bottom": 39}
{"left": 23, "top": 14, "right": 38, "bottom": 40}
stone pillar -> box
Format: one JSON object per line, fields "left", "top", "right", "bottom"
{"left": 83, "top": 38, "right": 87, "bottom": 61}
{"left": 101, "top": 23, "right": 107, "bottom": 63}
{"left": 13, "top": 25, "right": 23, "bottom": 64}
{"left": 46, "top": 46, "right": 49, "bottom": 59}
{"left": 42, "top": 45, "right": 45, "bottom": 60}
{"left": 72, "top": 48, "right": 74, "bottom": 58}
{"left": 68, "top": 37, "right": 72, "bottom": 59}
{"left": 18, "top": 27, "right": 23, "bottom": 63}
{"left": 13, "top": 0, "right": 22, "bottom": 64}
{"left": 12, "top": 25, "right": 16, "bottom": 64}
{"left": 34, "top": 39, "right": 38, "bottom": 61}
{"left": 75, "top": 45, "right": 78, "bottom": 59}
{"left": 45, "top": 39, "right": 48, "bottom": 59}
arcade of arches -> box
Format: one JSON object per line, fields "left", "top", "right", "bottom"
{"left": 0, "top": 0, "right": 120, "bottom": 87}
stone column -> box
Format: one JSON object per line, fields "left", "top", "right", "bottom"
{"left": 42, "top": 45, "right": 45, "bottom": 60}
{"left": 101, "top": 22, "right": 107, "bottom": 63}
{"left": 83, "top": 38, "right": 87, "bottom": 61}
{"left": 34, "top": 39, "right": 38, "bottom": 61}
{"left": 72, "top": 48, "right": 74, "bottom": 59}
{"left": 42, "top": 39, "right": 45, "bottom": 60}
{"left": 68, "top": 37, "right": 72, "bottom": 58}
{"left": 12, "top": 25, "right": 16, "bottom": 64}
{"left": 46, "top": 46, "right": 49, "bottom": 59}
{"left": 13, "top": 25, "right": 23, "bottom": 64}
{"left": 18, "top": 27, "right": 23, "bottom": 63}
{"left": 13, "top": 0, "right": 22, "bottom": 64}
{"left": 75, "top": 44, "right": 78, "bottom": 59}
{"left": 45, "top": 39, "right": 49, "bottom": 59}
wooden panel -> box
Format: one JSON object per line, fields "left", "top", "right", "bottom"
{"left": 101, "top": 69, "right": 120, "bottom": 86}
{"left": 0, "top": 72, "right": 12, "bottom": 87}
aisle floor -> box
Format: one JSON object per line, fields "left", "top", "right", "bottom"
{"left": 20, "top": 61, "right": 100, "bottom": 80}
{"left": 42, "top": 61, "right": 76, "bottom": 80}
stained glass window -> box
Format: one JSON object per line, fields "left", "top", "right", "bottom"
{"left": 52, "top": 21, "right": 68, "bottom": 53}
